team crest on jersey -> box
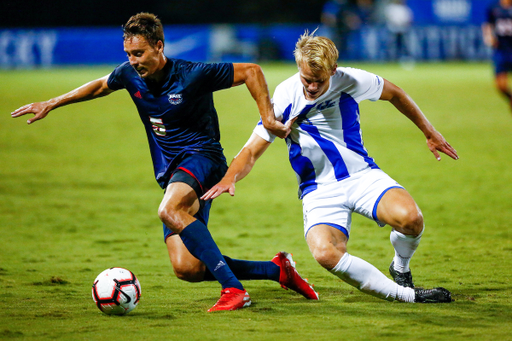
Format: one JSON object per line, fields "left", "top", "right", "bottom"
{"left": 316, "top": 99, "right": 336, "bottom": 111}
{"left": 168, "top": 93, "right": 183, "bottom": 105}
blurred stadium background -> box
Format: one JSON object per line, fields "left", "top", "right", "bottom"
{"left": 1, "top": 0, "right": 494, "bottom": 68}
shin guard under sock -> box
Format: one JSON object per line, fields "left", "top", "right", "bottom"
{"left": 203, "top": 256, "right": 280, "bottom": 282}
{"left": 179, "top": 220, "right": 243, "bottom": 290}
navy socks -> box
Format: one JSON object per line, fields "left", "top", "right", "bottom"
{"left": 179, "top": 220, "right": 243, "bottom": 290}
{"left": 203, "top": 256, "right": 281, "bottom": 282}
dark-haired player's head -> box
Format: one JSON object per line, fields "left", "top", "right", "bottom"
{"left": 122, "top": 13, "right": 167, "bottom": 80}
{"left": 123, "top": 12, "right": 164, "bottom": 48}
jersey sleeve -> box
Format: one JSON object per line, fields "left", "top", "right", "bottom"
{"left": 271, "top": 82, "right": 290, "bottom": 122}
{"left": 349, "top": 68, "right": 384, "bottom": 102}
{"left": 253, "top": 120, "right": 276, "bottom": 143}
{"left": 107, "top": 62, "right": 129, "bottom": 91}
{"left": 188, "top": 62, "right": 234, "bottom": 94}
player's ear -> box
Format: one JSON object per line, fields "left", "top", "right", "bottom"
{"left": 331, "top": 64, "right": 337, "bottom": 76}
{"left": 156, "top": 40, "right": 164, "bottom": 54}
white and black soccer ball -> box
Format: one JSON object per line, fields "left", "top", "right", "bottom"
{"left": 92, "top": 267, "right": 141, "bottom": 315}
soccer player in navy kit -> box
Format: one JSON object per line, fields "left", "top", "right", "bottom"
{"left": 11, "top": 13, "right": 318, "bottom": 312}
{"left": 483, "top": 0, "right": 512, "bottom": 112}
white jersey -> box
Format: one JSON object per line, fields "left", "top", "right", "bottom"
{"left": 254, "top": 67, "right": 384, "bottom": 199}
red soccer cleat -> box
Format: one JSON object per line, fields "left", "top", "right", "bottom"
{"left": 272, "top": 251, "right": 319, "bottom": 300}
{"left": 207, "top": 288, "right": 251, "bottom": 312}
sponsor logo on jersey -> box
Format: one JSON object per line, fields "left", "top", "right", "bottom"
{"left": 168, "top": 93, "right": 183, "bottom": 105}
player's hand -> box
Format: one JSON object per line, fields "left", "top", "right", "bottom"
{"left": 262, "top": 116, "right": 298, "bottom": 139}
{"left": 263, "top": 119, "right": 290, "bottom": 139}
{"left": 11, "top": 102, "right": 51, "bottom": 124}
{"left": 201, "top": 181, "right": 236, "bottom": 201}
{"left": 426, "top": 131, "right": 459, "bottom": 161}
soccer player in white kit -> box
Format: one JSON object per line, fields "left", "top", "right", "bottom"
{"left": 203, "top": 31, "right": 459, "bottom": 303}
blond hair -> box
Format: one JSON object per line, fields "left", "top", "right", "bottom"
{"left": 293, "top": 30, "right": 338, "bottom": 73}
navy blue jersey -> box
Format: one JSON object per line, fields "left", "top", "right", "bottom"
{"left": 107, "top": 59, "right": 234, "bottom": 188}
{"left": 487, "top": 3, "right": 512, "bottom": 53}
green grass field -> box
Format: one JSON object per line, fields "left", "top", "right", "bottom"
{"left": 1, "top": 62, "right": 511, "bottom": 340}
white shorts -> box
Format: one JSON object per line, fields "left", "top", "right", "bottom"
{"left": 302, "top": 168, "right": 404, "bottom": 239}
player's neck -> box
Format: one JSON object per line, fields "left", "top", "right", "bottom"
{"left": 147, "top": 56, "right": 168, "bottom": 83}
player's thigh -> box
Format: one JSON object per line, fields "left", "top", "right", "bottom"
{"left": 159, "top": 181, "right": 200, "bottom": 231}
{"left": 303, "top": 182, "right": 352, "bottom": 237}
{"left": 162, "top": 181, "right": 200, "bottom": 214}
{"left": 306, "top": 224, "right": 348, "bottom": 269}
{"left": 493, "top": 51, "right": 512, "bottom": 88}
{"left": 165, "top": 234, "right": 205, "bottom": 281}
{"left": 375, "top": 187, "right": 423, "bottom": 234}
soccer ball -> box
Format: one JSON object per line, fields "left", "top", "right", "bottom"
{"left": 91, "top": 267, "right": 141, "bottom": 315}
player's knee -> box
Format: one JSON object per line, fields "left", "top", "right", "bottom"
{"left": 397, "top": 209, "right": 424, "bottom": 236}
{"left": 158, "top": 204, "right": 173, "bottom": 226}
{"left": 311, "top": 244, "right": 346, "bottom": 270}
{"left": 158, "top": 203, "right": 182, "bottom": 232}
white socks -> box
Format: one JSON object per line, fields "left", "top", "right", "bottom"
{"left": 329, "top": 253, "right": 415, "bottom": 302}
{"left": 325, "top": 228, "right": 423, "bottom": 302}
{"left": 390, "top": 228, "right": 423, "bottom": 273}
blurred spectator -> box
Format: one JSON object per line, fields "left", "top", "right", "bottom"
{"left": 384, "top": 0, "right": 413, "bottom": 61}
{"left": 320, "top": 0, "right": 375, "bottom": 59}
{"left": 482, "top": 0, "right": 512, "bottom": 112}
{"left": 209, "top": 25, "right": 258, "bottom": 62}
{"left": 355, "top": 0, "right": 376, "bottom": 25}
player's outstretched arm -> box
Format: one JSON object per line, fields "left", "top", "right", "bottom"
{"left": 201, "top": 133, "right": 271, "bottom": 201}
{"left": 380, "top": 79, "right": 459, "bottom": 161}
{"left": 232, "top": 63, "right": 291, "bottom": 139}
{"left": 11, "top": 74, "right": 114, "bottom": 125}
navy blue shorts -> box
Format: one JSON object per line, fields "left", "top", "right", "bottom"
{"left": 162, "top": 153, "right": 228, "bottom": 242}
{"left": 493, "top": 50, "right": 512, "bottom": 74}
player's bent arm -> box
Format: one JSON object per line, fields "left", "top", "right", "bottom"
{"left": 380, "top": 79, "right": 459, "bottom": 161}
{"left": 229, "top": 132, "right": 271, "bottom": 182}
{"left": 201, "top": 133, "right": 271, "bottom": 200}
{"left": 11, "top": 74, "right": 114, "bottom": 124}
{"left": 232, "top": 63, "right": 290, "bottom": 139}
{"left": 380, "top": 79, "right": 435, "bottom": 136}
